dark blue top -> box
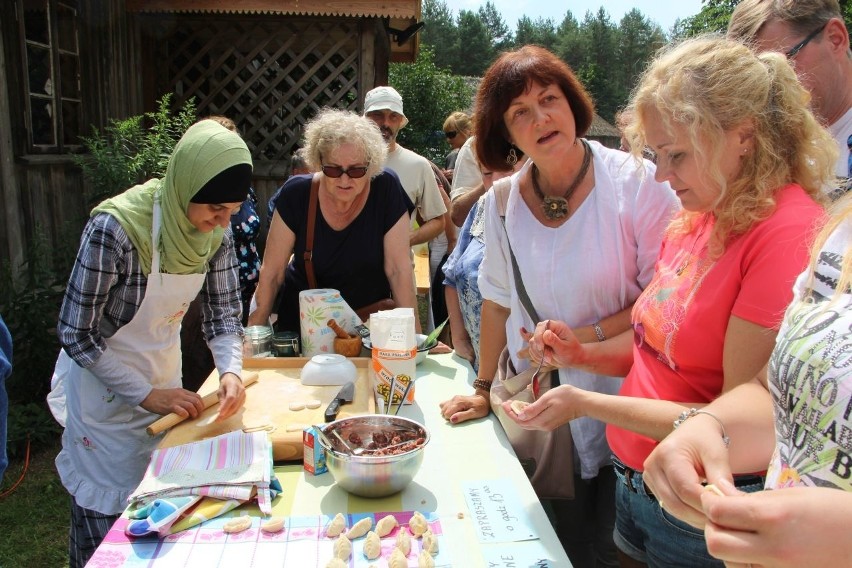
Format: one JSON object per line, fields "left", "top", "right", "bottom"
{"left": 274, "top": 170, "right": 413, "bottom": 331}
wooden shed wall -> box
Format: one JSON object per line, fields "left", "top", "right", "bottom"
{"left": 0, "top": 2, "right": 390, "bottom": 276}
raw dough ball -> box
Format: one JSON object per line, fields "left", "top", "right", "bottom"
{"left": 375, "top": 514, "right": 399, "bottom": 537}
{"left": 510, "top": 400, "right": 530, "bottom": 415}
{"left": 346, "top": 516, "right": 373, "bottom": 539}
{"left": 418, "top": 550, "right": 435, "bottom": 567}
{"left": 421, "top": 530, "right": 438, "bottom": 554}
{"left": 395, "top": 527, "right": 411, "bottom": 555}
{"left": 222, "top": 515, "right": 252, "bottom": 534}
{"left": 363, "top": 531, "right": 381, "bottom": 560}
{"left": 326, "top": 513, "right": 347, "bottom": 537}
{"left": 305, "top": 399, "right": 322, "bottom": 409}
{"left": 260, "top": 516, "right": 285, "bottom": 533}
{"left": 333, "top": 534, "right": 352, "bottom": 560}
{"left": 409, "top": 511, "right": 428, "bottom": 537}
{"left": 325, "top": 559, "right": 346, "bottom": 568}
{"left": 289, "top": 401, "right": 306, "bottom": 411}
{"left": 388, "top": 548, "right": 408, "bottom": 568}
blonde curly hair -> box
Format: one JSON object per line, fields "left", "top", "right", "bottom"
{"left": 299, "top": 108, "right": 387, "bottom": 179}
{"left": 626, "top": 35, "right": 836, "bottom": 254}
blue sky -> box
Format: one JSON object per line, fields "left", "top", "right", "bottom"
{"left": 460, "top": 0, "right": 706, "bottom": 34}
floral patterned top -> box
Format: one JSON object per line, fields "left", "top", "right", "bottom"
{"left": 230, "top": 187, "right": 261, "bottom": 318}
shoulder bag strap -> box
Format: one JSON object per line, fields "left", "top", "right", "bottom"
{"left": 303, "top": 173, "right": 320, "bottom": 289}
{"left": 493, "top": 177, "right": 540, "bottom": 323}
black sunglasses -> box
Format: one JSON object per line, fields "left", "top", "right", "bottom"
{"left": 785, "top": 22, "right": 827, "bottom": 59}
{"left": 445, "top": 130, "right": 457, "bottom": 139}
{"left": 321, "top": 165, "right": 369, "bottom": 179}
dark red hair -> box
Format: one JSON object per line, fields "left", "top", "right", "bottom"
{"left": 475, "top": 45, "right": 595, "bottom": 172}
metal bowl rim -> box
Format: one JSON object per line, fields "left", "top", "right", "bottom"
{"left": 318, "top": 415, "right": 430, "bottom": 461}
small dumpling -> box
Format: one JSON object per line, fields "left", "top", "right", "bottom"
{"left": 395, "top": 527, "right": 412, "bottom": 555}
{"left": 346, "top": 516, "right": 373, "bottom": 539}
{"left": 222, "top": 515, "right": 252, "bottom": 534}
{"left": 326, "top": 513, "right": 346, "bottom": 537}
{"left": 418, "top": 549, "right": 436, "bottom": 568}
{"left": 421, "top": 530, "right": 439, "bottom": 554}
{"left": 388, "top": 548, "right": 408, "bottom": 568}
{"left": 333, "top": 534, "right": 352, "bottom": 560}
{"left": 375, "top": 514, "right": 399, "bottom": 537}
{"left": 363, "top": 530, "right": 381, "bottom": 560}
{"left": 260, "top": 516, "right": 285, "bottom": 533}
{"left": 409, "top": 511, "right": 428, "bottom": 537}
{"left": 325, "top": 559, "right": 346, "bottom": 568}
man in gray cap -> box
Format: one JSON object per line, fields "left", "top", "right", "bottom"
{"left": 363, "top": 86, "right": 447, "bottom": 248}
{"left": 728, "top": 0, "right": 852, "bottom": 197}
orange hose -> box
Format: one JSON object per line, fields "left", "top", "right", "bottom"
{"left": 0, "top": 434, "right": 31, "bottom": 499}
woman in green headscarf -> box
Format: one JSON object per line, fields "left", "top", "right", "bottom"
{"left": 48, "top": 119, "right": 252, "bottom": 568}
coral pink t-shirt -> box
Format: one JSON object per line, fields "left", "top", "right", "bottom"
{"left": 608, "top": 184, "right": 824, "bottom": 470}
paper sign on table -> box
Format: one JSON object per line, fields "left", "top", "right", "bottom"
{"left": 461, "top": 479, "right": 537, "bottom": 543}
{"left": 481, "top": 542, "right": 560, "bottom": 567}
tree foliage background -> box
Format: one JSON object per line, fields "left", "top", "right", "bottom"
{"left": 410, "top": 0, "right": 852, "bottom": 147}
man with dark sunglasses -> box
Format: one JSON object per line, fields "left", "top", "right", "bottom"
{"left": 729, "top": 0, "right": 852, "bottom": 198}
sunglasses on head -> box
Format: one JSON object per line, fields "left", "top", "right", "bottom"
{"left": 321, "top": 164, "right": 369, "bottom": 179}
{"left": 445, "top": 131, "right": 458, "bottom": 139}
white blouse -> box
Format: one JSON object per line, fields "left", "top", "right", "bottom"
{"left": 478, "top": 141, "right": 679, "bottom": 478}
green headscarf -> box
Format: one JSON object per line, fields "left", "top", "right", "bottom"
{"left": 91, "top": 120, "right": 252, "bottom": 275}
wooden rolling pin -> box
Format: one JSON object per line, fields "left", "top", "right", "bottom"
{"left": 146, "top": 371, "right": 259, "bottom": 436}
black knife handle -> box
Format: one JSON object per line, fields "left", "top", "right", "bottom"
{"left": 325, "top": 399, "right": 341, "bottom": 422}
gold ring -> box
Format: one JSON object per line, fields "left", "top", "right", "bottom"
{"left": 659, "top": 500, "right": 664, "bottom": 510}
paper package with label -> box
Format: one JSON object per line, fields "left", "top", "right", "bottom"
{"left": 298, "top": 288, "right": 360, "bottom": 357}
{"left": 370, "top": 308, "right": 416, "bottom": 406}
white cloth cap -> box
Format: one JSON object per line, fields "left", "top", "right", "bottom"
{"left": 364, "top": 86, "right": 409, "bottom": 128}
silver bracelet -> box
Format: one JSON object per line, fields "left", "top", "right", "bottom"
{"left": 673, "top": 408, "right": 730, "bottom": 448}
{"left": 592, "top": 322, "right": 606, "bottom": 342}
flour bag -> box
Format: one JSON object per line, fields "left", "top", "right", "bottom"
{"left": 370, "top": 308, "right": 416, "bottom": 406}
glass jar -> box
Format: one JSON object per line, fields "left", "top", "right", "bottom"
{"left": 243, "top": 325, "right": 273, "bottom": 358}
{"left": 272, "top": 331, "right": 300, "bottom": 357}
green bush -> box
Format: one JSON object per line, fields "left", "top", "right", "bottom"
{"left": 0, "top": 226, "right": 72, "bottom": 453}
{"left": 6, "top": 403, "right": 60, "bottom": 459}
{"left": 73, "top": 93, "right": 197, "bottom": 207}
{"left": 390, "top": 46, "right": 475, "bottom": 164}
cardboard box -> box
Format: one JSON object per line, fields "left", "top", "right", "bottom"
{"left": 302, "top": 426, "right": 327, "bottom": 475}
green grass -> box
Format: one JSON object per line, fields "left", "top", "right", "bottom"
{"left": 0, "top": 438, "right": 68, "bottom": 568}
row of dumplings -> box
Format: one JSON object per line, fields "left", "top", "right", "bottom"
{"left": 325, "top": 511, "right": 439, "bottom": 568}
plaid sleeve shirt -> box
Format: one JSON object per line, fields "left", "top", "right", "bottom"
{"left": 58, "top": 213, "right": 243, "bottom": 368}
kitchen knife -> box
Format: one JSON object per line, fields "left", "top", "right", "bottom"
{"left": 324, "top": 381, "right": 355, "bottom": 422}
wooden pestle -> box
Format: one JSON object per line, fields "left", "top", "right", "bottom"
{"left": 327, "top": 318, "right": 351, "bottom": 339}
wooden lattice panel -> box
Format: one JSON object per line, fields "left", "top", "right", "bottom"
{"left": 152, "top": 16, "right": 362, "bottom": 162}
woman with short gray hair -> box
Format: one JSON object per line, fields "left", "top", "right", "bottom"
{"left": 249, "top": 108, "right": 416, "bottom": 331}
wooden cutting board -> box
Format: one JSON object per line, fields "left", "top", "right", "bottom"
{"left": 159, "top": 357, "right": 375, "bottom": 461}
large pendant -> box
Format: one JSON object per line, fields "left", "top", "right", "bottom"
{"left": 542, "top": 196, "right": 569, "bottom": 220}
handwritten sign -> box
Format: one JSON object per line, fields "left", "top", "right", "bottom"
{"left": 461, "top": 479, "right": 537, "bottom": 543}
{"left": 481, "top": 542, "right": 558, "bottom": 567}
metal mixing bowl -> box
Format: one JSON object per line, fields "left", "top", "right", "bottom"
{"left": 318, "top": 415, "right": 429, "bottom": 498}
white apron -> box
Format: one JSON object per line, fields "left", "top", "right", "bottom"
{"left": 52, "top": 202, "right": 206, "bottom": 514}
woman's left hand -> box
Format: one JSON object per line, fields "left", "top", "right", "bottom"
{"left": 216, "top": 372, "right": 246, "bottom": 420}
{"left": 502, "top": 384, "right": 584, "bottom": 430}
{"left": 701, "top": 485, "right": 852, "bottom": 568}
